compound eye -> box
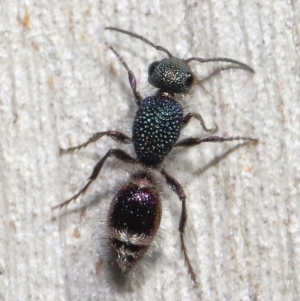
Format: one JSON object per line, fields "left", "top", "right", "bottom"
{"left": 148, "top": 61, "right": 159, "bottom": 75}
{"left": 185, "top": 72, "right": 194, "bottom": 88}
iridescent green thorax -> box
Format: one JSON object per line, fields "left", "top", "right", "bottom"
{"left": 133, "top": 95, "right": 183, "bottom": 167}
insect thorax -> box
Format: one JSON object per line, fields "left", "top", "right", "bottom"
{"left": 133, "top": 95, "right": 183, "bottom": 167}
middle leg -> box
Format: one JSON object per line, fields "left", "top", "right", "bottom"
{"left": 175, "top": 135, "right": 258, "bottom": 148}
{"left": 60, "top": 130, "right": 131, "bottom": 154}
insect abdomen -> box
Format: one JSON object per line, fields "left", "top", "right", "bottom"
{"left": 107, "top": 172, "right": 162, "bottom": 274}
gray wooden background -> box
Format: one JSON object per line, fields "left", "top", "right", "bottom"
{"left": 0, "top": 0, "right": 299, "bottom": 300}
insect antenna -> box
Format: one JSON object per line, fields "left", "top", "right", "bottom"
{"left": 185, "top": 56, "right": 254, "bottom": 73}
{"left": 106, "top": 27, "right": 254, "bottom": 73}
{"left": 105, "top": 27, "right": 173, "bottom": 58}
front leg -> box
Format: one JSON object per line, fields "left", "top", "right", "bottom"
{"left": 108, "top": 46, "right": 143, "bottom": 106}
{"left": 182, "top": 112, "right": 218, "bottom": 134}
